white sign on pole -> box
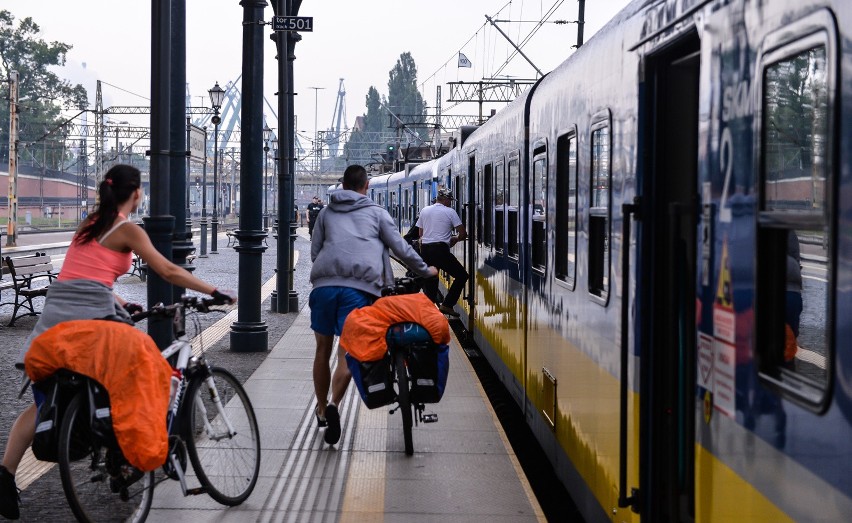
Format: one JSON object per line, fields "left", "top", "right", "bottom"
{"left": 188, "top": 124, "right": 206, "bottom": 161}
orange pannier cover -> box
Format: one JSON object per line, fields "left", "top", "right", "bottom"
{"left": 25, "top": 320, "right": 172, "bottom": 472}
{"left": 341, "top": 292, "right": 450, "bottom": 362}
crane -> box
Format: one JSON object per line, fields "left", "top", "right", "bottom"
{"left": 326, "top": 79, "right": 347, "bottom": 158}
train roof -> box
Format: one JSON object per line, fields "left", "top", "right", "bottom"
{"left": 388, "top": 170, "right": 407, "bottom": 184}
{"left": 407, "top": 160, "right": 438, "bottom": 182}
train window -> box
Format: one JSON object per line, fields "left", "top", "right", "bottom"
{"left": 589, "top": 122, "right": 611, "bottom": 302}
{"left": 757, "top": 38, "right": 833, "bottom": 407}
{"left": 531, "top": 147, "right": 547, "bottom": 272}
{"left": 495, "top": 160, "right": 505, "bottom": 253}
{"left": 508, "top": 157, "right": 520, "bottom": 259}
{"left": 484, "top": 164, "right": 493, "bottom": 247}
{"left": 556, "top": 132, "right": 577, "bottom": 287}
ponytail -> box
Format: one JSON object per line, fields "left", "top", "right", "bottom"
{"left": 76, "top": 164, "right": 141, "bottom": 244}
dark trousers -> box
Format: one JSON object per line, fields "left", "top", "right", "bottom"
{"left": 420, "top": 242, "right": 468, "bottom": 307}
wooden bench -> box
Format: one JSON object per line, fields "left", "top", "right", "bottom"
{"left": 225, "top": 230, "right": 268, "bottom": 247}
{"left": 1, "top": 253, "right": 55, "bottom": 326}
{"left": 127, "top": 251, "right": 197, "bottom": 282}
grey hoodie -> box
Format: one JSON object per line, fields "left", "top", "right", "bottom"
{"left": 310, "top": 189, "right": 431, "bottom": 297}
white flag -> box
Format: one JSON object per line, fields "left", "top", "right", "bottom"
{"left": 458, "top": 52, "right": 472, "bottom": 68}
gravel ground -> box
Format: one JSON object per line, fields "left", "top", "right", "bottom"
{"left": 0, "top": 227, "right": 314, "bottom": 520}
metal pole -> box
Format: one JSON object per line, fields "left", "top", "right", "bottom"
{"left": 263, "top": 141, "right": 269, "bottom": 229}
{"left": 169, "top": 0, "right": 194, "bottom": 306}
{"left": 146, "top": 0, "right": 175, "bottom": 348}
{"left": 286, "top": 2, "right": 301, "bottom": 312}
{"left": 6, "top": 71, "right": 19, "bottom": 247}
{"left": 211, "top": 109, "right": 220, "bottom": 253}
{"left": 230, "top": 0, "right": 269, "bottom": 352}
{"left": 199, "top": 127, "right": 208, "bottom": 257}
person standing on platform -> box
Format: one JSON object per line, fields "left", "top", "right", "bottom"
{"left": 309, "top": 164, "right": 436, "bottom": 445}
{"left": 417, "top": 187, "right": 468, "bottom": 317}
{"left": 306, "top": 196, "right": 324, "bottom": 239}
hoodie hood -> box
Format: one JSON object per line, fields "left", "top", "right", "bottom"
{"left": 328, "top": 189, "right": 377, "bottom": 213}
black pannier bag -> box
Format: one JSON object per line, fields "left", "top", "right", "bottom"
{"left": 346, "top": 353, "right": 396, "bottom": 409}
{"left": 406, "top": 341, "right": 450, "bottom": 404}
{"left": 31, "top": 371, "right": 87, "bottom": 462}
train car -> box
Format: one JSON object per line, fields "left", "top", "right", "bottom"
{"left": 367, "top": 172, "right": 391, "bottom": 213}
{"left": 448, "top": 0, "right": 852, "bottom": 521}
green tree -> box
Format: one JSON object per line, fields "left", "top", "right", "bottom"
{"left": 363, "top": 86, "right": 386, "bottom": 133}
{"left": 387, "top": 52, "right": 427, "bottom": 140}
{"left": 0, "top": 10, "right": 88, "bottom": 168}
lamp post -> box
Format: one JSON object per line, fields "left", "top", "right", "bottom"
{"left": 263, "top": 124, "right": 272, "bottom": 230}
{"left": 209, "top": 82, "right": 224, "bottom": 254}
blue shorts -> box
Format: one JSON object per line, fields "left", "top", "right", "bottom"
{"left": 309, "top": 286, "right": 373, "bottom": 336}
{"left": 32, "top": 383, "right": 46, "bottom": 408}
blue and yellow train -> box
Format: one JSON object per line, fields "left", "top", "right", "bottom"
{"left": 363, "top": 0, "right": 850, "bottom": 520}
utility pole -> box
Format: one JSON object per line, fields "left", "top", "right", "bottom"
{"left": 577, "top": 0, "right": 586, "bottom": 48}
{"left": 6, "top": 71, "right": 19, "bottom": 247}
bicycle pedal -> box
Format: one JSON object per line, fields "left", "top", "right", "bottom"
{"left": 186, "top": 486, "right": 207, "bottom": 496}
{"left": 422, "top": 413, "right": 439, "bottom": 423}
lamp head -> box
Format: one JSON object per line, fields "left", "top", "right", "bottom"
{"left": 208, "top": 82, "right": 225, "bottom": 111}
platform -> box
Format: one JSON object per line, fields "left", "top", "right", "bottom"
{"left": 148, "top": 300, "right": 544, "bottom": 521}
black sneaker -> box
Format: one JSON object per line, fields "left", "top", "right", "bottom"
{"left": 439, "top": 304, "right": 460, "bottom": 317}
{"left": 0, "top": 465, "right": 20, "bottom": 520}
{"left": 324, "top": 404, "right": 341, "bottom": 445}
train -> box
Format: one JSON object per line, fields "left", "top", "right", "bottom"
{"left": 348, "top": 0, "right": 852, "bottom": 521}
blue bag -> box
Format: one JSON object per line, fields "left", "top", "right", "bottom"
{"left": 346, "top": 353, "right": 395, "bottom": 409}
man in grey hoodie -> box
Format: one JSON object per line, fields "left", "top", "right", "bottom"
{"left": 309, "top": 164, "right": 437, "bottom": 445}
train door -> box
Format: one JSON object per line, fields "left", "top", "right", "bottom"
{"left": 637, "top": 33, "right": 700, "bottom": 522}
{"left": 466, "top": 155, "right": 477, "bottom": 323}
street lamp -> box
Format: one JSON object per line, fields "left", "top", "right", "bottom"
{"left": 263, "top": 124, "right": 273, "bottom": 230}
{"left": 209, "top": 81, "right": 225, "bottom": 253}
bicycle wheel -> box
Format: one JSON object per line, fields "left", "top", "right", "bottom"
{"left": 394, "top": 350, "right": 414, "bottom": 455}
{"left": 58, "top": 392, "right": 154, "bottom": 523}
{"left": 183, "top": 367, "right": 260, "bottom": 506}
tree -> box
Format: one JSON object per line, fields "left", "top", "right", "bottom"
{"left": 387, "top": 52, "right": 427, "bottom": 140}
{"left": 0, "top": 10, "right": 88, "bottom": 169}
{"left": 363, "top": 86, "right": 386, "bottom": 133}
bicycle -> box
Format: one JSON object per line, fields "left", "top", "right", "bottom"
{"left": 380, "top": 277, "right": 448, "bottom": 456}
{"left": 49, "top": 295, "right": 261, "bottom": 522}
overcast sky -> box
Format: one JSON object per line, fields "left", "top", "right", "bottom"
{"left": 4, "top": 0, "right": 632, "bottom": 145}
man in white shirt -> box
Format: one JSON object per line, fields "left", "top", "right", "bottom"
{"left": 416, "top": 187, "right": 468, "bottom": 316}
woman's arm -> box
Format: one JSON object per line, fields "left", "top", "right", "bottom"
{"left": 123, "top": 224, "right": 217, "bottom": 295}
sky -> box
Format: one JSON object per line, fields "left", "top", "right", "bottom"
{"left": 3, "top": 0, "right": 632, "bottom": 149}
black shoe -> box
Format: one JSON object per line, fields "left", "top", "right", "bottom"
{"left": 315, "top": 406, "right": 327, "bottom": 427}
{"left": 439, "top": 304, "right": 460, "bottom": 317}
{"left": 324, "top": 404, "right": 341, "bottom": 445}
{"left": 0, "top": 465, "right": 20, "bottom": 520}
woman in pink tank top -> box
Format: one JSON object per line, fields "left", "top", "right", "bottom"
{"left": 0, "top": 165, "right": 237, "bottom": 519}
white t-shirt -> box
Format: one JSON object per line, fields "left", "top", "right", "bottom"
{"left": 416, "top": 202, "right": 462, "bottom": 245}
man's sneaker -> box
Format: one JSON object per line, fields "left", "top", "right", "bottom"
{"left": 0, "top": 465, "right": 20, "bottom": 520}
{"left": 315, "top": 406, "right": 327, "bottom": 427}
{"left": 439, "top": 304, "right": 460, "bottom": 317}
{"left": 324, "top": 404, "right": 341, "bottom": 445}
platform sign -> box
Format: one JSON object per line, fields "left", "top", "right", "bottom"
{"left": 272, "top": 16, "right": 313, "bottom": 32}
{"left": 188, "top": 124, "right": 206, "bottom": 161}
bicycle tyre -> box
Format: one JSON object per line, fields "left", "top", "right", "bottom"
{"left": 58, "top": 391, "right": 154, "bottom": 523}
{"left": 394, "top": 350, "right": 414, "bottom": 455}
{"left": 183, "top": 366, "right": 261, "bottom": 506}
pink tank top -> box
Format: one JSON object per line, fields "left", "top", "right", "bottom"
{"left": 58, "top": 216, "right": 134, "bottom": 288}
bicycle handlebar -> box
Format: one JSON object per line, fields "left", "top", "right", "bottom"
{"left": 129, "top": 295, "right": 226, "bottom": 323}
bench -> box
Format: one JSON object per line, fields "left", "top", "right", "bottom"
{"left": 1, "top": 253, "right": 56, "bottom": 326}
{"left": 226, "top": 230, "right": 268, "bottom": 247}
{"left": 127, "top": 252, "right": 197, "bottom": 282}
